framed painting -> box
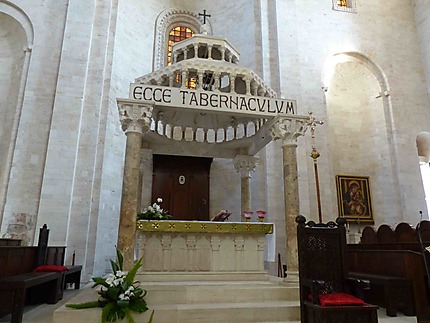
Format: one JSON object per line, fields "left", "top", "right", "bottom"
{"left": 335, "top": 175, "right": 374, "bottom": 224}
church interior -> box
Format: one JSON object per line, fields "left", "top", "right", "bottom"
{"left": 2, "top": 0, "right": 430, "bottom": 322}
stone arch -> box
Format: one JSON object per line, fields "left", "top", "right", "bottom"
{"left": 153, "top": 8, "right": 212, "bottom": 71}
{"left": 417, "top": 132, "right": 430, "bottom": 163}
{"left": 0, "top": 2, "right": 33, "bottom": 231}
{"left": 323, "top": 51, "right": 402, "bottom": 224}
{"left": 0, "top": 1, "right": 33, "bottom": 45}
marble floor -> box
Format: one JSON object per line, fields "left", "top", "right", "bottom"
{"left": 0, "top": 288, "right": 418, "bottom": 323}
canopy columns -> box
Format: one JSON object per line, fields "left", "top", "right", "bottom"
{"left": 270, "top": 117, "right": 308, "bottom": 273}
{"left": 233, "top": 155, "right": 259, "bottom": 219}
{"left": 117, "top": 102, "right": 153, "bottom": 269}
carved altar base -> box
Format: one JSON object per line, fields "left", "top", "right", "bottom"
{"left": 136, "top": 220, "right": 273, "bottom": 276}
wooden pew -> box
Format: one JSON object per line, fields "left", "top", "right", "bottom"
{"left": 348, "top": 221, "right": 430, "bottom": 322}
{"left": 0, "top": 239, "right": 21, "bottom": 246}
{"left": 0, "top": 246, "right": 63, "bottom": 322}
{"left": 0, "top": 225, "right": 82, "bottom": 323}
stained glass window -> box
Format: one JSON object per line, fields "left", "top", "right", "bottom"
{"left": 167, "top": 26, "right": 194, "bottom": 66}
{"left": 333, "top": 0, "right": 356, "bottom": 12}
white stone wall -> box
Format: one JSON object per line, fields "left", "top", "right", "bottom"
{"left": 1, "top": 0, "right": 69, "bottom": 244}
{"left": 276, "top": 0, "right": 430, "bottom": 229}
{"left": 413, "top": 0, "right": 430, "bottom": 99}
{"left": 2, "top": 0, "right": 430, "bottom": 280}
{"left": 0, "top": 13, "right": 26, "bottom": 229}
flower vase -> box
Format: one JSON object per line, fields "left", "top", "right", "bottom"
{"left": 243, "top": 211, "right": 253, "bottom": 222}
{"left": 256, "top": 210, "right": 266, "bottom": 222}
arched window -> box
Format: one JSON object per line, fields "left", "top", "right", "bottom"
{"left": 153, "top": 9, "right": 212, "bottom": 71}
{"left": 332, "top": 0, "right": 357, "bottom": 13}
{"left": 167, "top": 26, "right": 194, "bottom": 66}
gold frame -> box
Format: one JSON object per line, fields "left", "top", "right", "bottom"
{"left": 335, "top": 175, "right": 374, "bottom": 224}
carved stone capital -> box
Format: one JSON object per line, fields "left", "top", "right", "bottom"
{"left": 269, "top": 117, "right": 309, "bottom": 146}
{"left": 233, "top": 155, "right": 259, "bottom": 178}
{"left": 118, "top": 102, "right": 153, "bottom": 135}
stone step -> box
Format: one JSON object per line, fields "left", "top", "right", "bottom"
{"left": 140, "top": 300, "right": 301, "bottom": 323}
{"left": 144, "top": 281, "right": 299, "bottom": 304}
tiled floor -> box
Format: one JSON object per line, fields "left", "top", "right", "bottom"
{"left": 0, "top": 288, "right": 418, "bottom": 323}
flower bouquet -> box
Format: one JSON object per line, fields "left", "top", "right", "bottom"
{"left": 137, "top": 198, "right": 172, "bottom": 221}
{"left": 67, "top": 249, "right": 154, "bottom": 323}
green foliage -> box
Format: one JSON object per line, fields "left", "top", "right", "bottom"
{"left": 147, "top": 310, "right": 154, "bottom": 323}
{"left": 66, "top": 301, "right": 100, "bottom": 309}
{"left": 67, "top": 249, "right": 151, "bottom": 323}
{"left": 116, "top": 249, "right": 124, "bottom": 271}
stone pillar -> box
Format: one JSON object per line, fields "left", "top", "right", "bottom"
{"left": 233, "top": 155, "right": 259, "bottom": 219}
{"left": 270, "top": 117, "right": 308, "bottom": 273}
{"left": 117, "top": 102, "right": 153, "bottom": 269}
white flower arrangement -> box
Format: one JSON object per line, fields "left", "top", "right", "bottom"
{"left": 137, "top": 198, "right": 172, "bottom": 221}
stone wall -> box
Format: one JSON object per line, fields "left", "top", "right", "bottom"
{"left": 2, "top": 0, "right": 430, "bottom": 280}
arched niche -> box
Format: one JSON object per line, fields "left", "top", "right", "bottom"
{"left": 323, "top": 52, "right": 400, "bottom": 224}
{"left": 0, "top": 3, "right": 33, "bottom": 227}
{"left": 417, "top": 131, "right": 430, "bottom": 163}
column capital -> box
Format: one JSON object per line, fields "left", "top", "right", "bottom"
{"left": 233, "top": 155, "right": 259, "bottom": 178}
{"left": 118, "top": 102, "right": 153, "bottom": 135}
{"left": 269, "top": 116, "right": 309, "bottom": 146}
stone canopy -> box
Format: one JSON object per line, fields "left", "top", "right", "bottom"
{"left": 117, "top": 33, "right": 308, "bottom": 159}
{"left": 116, "top": 32, "right": 311, "bottom": 271}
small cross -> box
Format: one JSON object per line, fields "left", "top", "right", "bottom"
{"left": 199, "top": 9, "right": 211, "bottom": 24}
{"left": 307, "top": 111, "right": 324, "bottom": 141}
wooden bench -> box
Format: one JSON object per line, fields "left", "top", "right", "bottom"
{"left": 0, "top": 238, "right": 21, "bottom": 246}
{"left": 63, "top": 265, "right": 82, "bottom": 290}
{"left": 348, "top": 271, "right": 413, "bottom": 317}
{"left": 347, "top": 248, "right": 430, "bottom": 322}
{"left": 0, "top": 246, "right": 64, "bottom": 322}
{"left": 0, "top": 225, "right": 82, "bottom": 323}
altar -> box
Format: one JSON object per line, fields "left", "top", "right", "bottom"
{"left": 136, "top": 220, "right": 274, "bottom": 275}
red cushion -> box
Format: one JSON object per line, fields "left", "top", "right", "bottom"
{"left": 319, "top": 292, "right": 365, "bottom": 306}
{"left": 33, "top": 265, "right": 69, "bottom": 272}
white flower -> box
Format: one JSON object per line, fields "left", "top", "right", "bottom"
{"left": 115, "top": 270, "right": 127, "bottom": 278}
{"left": 119, "top": 293, "right": 130, "bottom": 301}
{"left": 113, "top": 277, "right": 124, "bottom": 286}
{"left": 105, "top": 273, "right": 116, "bottom": 287}
{"left": 157, "top": 198, "right": 163, "bottom": 203}
{"left": 124, "top": 286, "right": 135, "bottom": 297}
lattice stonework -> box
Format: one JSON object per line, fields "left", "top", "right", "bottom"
{"left": 333, "top": 0, "right": 357, "bottom": 13}
{"left": 167, "top": 26, "right": 194, "bottom": 65}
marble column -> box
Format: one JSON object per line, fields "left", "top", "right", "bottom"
{"left": 270, "top": 117, "right": 308, "bottom": 273}
{"left": 233, "top": 155, "right": 259, "bottom": 219}
{"left": 117, "top": 102, "right": 153, "bottom": 269}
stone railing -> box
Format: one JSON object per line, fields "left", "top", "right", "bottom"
{"left": 150, "top": 116, "right": 268, "bottom": 143}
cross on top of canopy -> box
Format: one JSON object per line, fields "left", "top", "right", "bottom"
{"left": 118, "top": 33, "right": 299, "bottom": 158}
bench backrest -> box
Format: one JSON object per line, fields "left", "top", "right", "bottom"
{"left": 0, "top": 224, "right": 66, "bottom": 278}
{"left": 0, "top": 246, "right": 38, "bottom": 277}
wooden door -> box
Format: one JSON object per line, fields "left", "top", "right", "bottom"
{"left": 152, "top": 155, "right": 212, "bottom": 221}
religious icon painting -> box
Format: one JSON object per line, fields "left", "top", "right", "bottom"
{"left": 335, "top": 175, "right": 374, "bottom": 224}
